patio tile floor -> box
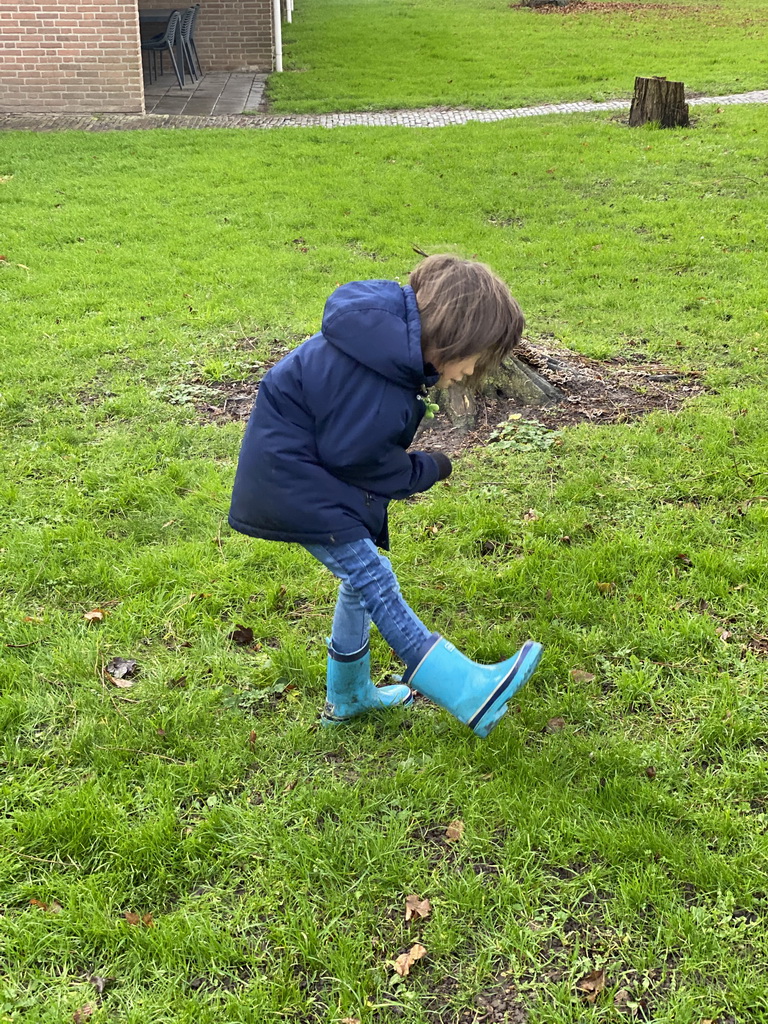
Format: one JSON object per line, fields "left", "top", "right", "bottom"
{"left": 143, "top": 71, "right": 267, "bottom": 116}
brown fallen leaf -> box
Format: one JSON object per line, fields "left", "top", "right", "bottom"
{"left": 86, "top": 974, "right": 115, "bottom": 996}
{"left": 124, "top": 911, "right": 153, "bottom": 926}
{"left": 83, "top": 609, "right": 106, "bottom": 623}
{"left": 73, "top": 1004, "right": 95, "bottom": 1023}
{"left": 228, "top": 624, "right": 255, "bottom": 645}
{"left": 576, "top": 968, "right": 607, "bottom": 1003}
{"left": 570, "top": 669, "right": 595, "bottom": 683}
{"left": 404, "top": 894, "right": 432, "bottom": 922}
{"left": 248, "top": 730, "right": 257, "bottom": 749}
{"left": 105, "top": 657, "right": 139, "bottom": 679}
{"left": 545, "top": 716, "right": 566, "bottom": 733}
{"left": 445, "top": 820, "right": 464, "bottom": 842}
{"left": 392, "top": 942, "right": 427, "bottom": 977}
{"left": 30, "top": 898, "right": 62, "bottom": 913}
{"left": 614, "top": 988, "right": 631, "bottom": 1008}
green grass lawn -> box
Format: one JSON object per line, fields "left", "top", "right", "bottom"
{"left": 2, "top": 109, "right": 768, "bottom": 1022}
{"left": 268, "top": 0, "right": 768, "bottom": 113}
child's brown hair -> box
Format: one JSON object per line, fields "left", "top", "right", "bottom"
{"left": 409, "top": 254, "right": 524, "bottom": 380}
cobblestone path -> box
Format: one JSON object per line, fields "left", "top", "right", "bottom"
{"left": 2, "top": 89, "right": 766, "bottom": 132}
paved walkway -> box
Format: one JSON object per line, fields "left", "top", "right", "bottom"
{"left": 2, "top": 88, "right": 767, "bottom": 132}
{"left": 144, "top": 72, "right": 267, "bottom": 116}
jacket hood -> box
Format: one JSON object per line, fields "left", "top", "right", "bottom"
{"left": 320, "top": 280, "right": 438, "bottom": 389}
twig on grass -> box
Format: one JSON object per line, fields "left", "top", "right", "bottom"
{"left": 0, "top": 843, "right": 82, "bottom": 870}
{"left": 93, "top": 746, "right": 187, "bottom": 765}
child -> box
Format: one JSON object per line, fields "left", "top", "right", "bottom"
{"left": 229, "top": 254, "right": 543, "bottom": 738}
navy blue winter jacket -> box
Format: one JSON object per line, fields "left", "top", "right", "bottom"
{"left": 228, "top": 279, "right": 443, "bottom": 550}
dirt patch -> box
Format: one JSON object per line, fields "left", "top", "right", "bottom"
{"left": 418, "top": 338, "right": 704, "bottom": 456}
{"left": 523, "top": 1, "right": 719, "bottom": 14}
{"left": 423, "top": 971, "right": 530, "bottom": 1023}
{"left": 184, "top": 337, "right": 704, "bottom": 458}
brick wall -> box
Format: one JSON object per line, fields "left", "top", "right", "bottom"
{"left": 137, "top": 1, "right": 274, "bottom": 72}
{"left": 0, "top": 2, "right": 144, "bottom": 114}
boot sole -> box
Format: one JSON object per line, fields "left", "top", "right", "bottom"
{"left": 468, "top": 641, "right": 543, "bottom": 738}
{"left": 321, "top": 689, "right": 415, "bottom": 725}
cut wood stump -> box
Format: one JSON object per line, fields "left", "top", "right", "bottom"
{"left": 433, "top": 353, "right": 561, "bottom": 433}
{"left": 629, "top": 75, "right": 689, "bottom": 128}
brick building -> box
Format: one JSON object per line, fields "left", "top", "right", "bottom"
{"left": 0, "top": 1, "right": 275, "bottom": 114}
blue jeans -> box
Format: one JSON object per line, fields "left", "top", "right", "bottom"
{"left": 303, "top": 538, "right": 433, "bottom": 667}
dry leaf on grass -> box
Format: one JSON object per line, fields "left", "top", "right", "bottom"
{"left": 445, "top": 820, "right": 464, "bottom": 841}
{"left": 576, "top": 968, "right": 607, "bottom": 1003}
{"left": 72, "top": 1006, "right": 95, "bottom": 1023}
{"left": 83, "top": 609, "right": 106, "bottom": 623}
{"left": 86, "top": 975, "right": 115, "bottom": 996}
{"left": 545, "top": 716, "right": 566, "bottom": 733}
{"left": 392, "top": 942, "right": 427, "bottom": 977}
{"left": 124, "top": 911, "right": 153, "bottom": 926}
{"left": 106, "top": 657, "right": 138, "bottom": 679}
{"left": 404, "top": 894, "right": 432, "bottom": 922}
{"left": 228, "top": 623, "right": 255, "bottom": 645}
{"left": 596, "top": 582, "right": 617, "bottom": 595}
{"left": 614, "top": 988, "right": 631, "bottom": 1008}
{"left": 30, "top": 898, "right": 62, "bottom": 913}
{"left": 570, "top": 669, "right": 595, "bottom": 683}
{"left": 105, "top": 657, "right": 139, "bottom": 687}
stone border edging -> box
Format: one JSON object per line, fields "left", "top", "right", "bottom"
{"left": 1, "top": 89, "right": 767, "bottom": 132}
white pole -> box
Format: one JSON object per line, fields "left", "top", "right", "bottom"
{"left": 273, "top": 0, "right": 283, "bottom": 71}
{"left": 287, "top": 0, "right": 292, "bottom": 24}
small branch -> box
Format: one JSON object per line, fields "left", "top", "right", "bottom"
{"left": 0, "top": 843, "right": 82, "bottom": 870}
{"left": 93, "top": 746, "right": 187, "bottom": 765}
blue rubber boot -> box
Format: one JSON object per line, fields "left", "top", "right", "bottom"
{"left": 322, "top": 640, "right": 414, "bottom": 725}
{"left": 404, "top": 635, "right": 543, "bottom": 738}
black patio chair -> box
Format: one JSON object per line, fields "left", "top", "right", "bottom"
{"left": 141, "top": 10, "right": 183, "bottom": 88}
{"left": 179, "top": 6, "right": 199, "bottom": 82}
{"left": 187, "top": 4, "right": 203, "bottom": 78}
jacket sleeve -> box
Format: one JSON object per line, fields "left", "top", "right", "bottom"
{"left": 314, "top": 382, "right": 441, "bottom": 500}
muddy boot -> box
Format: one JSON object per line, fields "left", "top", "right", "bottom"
{"left": 322, "top": 640, "right": 413, "bottom": 725}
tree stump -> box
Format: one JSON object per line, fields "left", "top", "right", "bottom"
{"left": 432, "top": 353, "right": 561, "bottom": 433}
{"left": 628, "top": 76, "right": 689, "bottom": 128}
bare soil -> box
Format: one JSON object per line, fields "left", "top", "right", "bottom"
{"left": 525, "top": 0, "right": 719, "bottom": 14}
{"left": 190, "top": 337, "right": 704, "bottom": 458}
{"left": 417, "top": 337, "right": 705, "bottom": 456}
